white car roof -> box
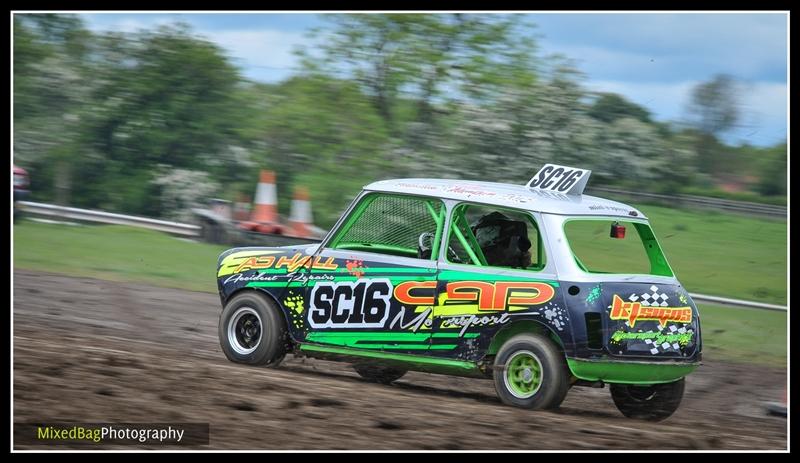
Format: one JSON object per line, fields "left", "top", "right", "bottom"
{"left": 364, "top": 178, "right": 647, "bottom": 219}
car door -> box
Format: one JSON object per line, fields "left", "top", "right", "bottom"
{"left": 430, "top": 202, "right": 564, "bottom": 361}
{"left": 293, "top": 192, "right": 446, "bottom": 354}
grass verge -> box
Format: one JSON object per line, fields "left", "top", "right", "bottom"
{"left": 13, "top": 219, "right": 787, "bottom": 366}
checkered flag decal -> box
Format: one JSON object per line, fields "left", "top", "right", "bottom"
{"left": 628, "top": 285, "right": 670, "bottom": 307}
{"left": 643, "top": 326, "right": 691, "bottom": 354}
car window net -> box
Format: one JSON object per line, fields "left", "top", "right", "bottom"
{"left": 337, "top": 195, "right": 442, "bottom": 252}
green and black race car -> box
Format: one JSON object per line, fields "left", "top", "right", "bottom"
{"left": 216, "top": 164, "right": 701, "bottom": 420}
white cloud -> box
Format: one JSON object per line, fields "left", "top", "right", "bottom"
{"left": 81, "top": 15, "right": 311, "bottom": 82}
{"left": 198, "top": 29, "right": 309, "bottom": 73}
{"left": 544, "top": 44, "right": 671, "bottom": 81}
{"left": 82, "top": 15, "right": 174, "bottom": 34}
{"left": 735, "top": 82, "right": 788, "bottom": 145}
{"left": 535, "top": 13, "right": 787, "bottom": 82}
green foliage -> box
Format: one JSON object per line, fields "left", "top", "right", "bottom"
{"left": 241, "top": 75, "right": 391, "bottom": 223}
{"left": 307, "top": 14, "right": 538, "bottom": 132}
{"left": 687, "top": 74, "right": 740, "bottom": 136}
{"left": 684, "top": 75, "right": 749, "bottom": 178}
{"left": 83, "top": 24, "right": 245, "bottom": 169}
{"left": 755, "top": 143, "right": 788, "bottom": 196}
{"left": 588, "top": 92, "right": 652, "bottom": 124}
{"left": 13, "top": 17, "right": 50, "bottom": 119}
{"left": 12, "top": 13, "right": 786, "bottom": 224}
{"left": 14, "top": 18, "right": 253, "bottom": 214}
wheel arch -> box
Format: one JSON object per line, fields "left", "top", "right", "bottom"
{"left": 486, "top": 319, "right": 565, "bottom": 357}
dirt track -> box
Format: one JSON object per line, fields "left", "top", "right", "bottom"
{"left": 13, "top": 269, "right": 787, "bottom": 450}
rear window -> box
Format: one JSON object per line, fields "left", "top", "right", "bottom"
{"left": 563, "top": 219, "right": 673, "bottom": 276}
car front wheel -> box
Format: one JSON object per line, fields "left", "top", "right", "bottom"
{"left": 493, "top": 333, "right": 569, "bottom": 410}
{"left": 219, "top": 292, "right": 287, "bottom": 367}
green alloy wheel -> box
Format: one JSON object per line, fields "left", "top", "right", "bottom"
{"left": 493, "top": 333, "right": 569, "bottom": 410}
{"left": 504, "top": 350, "right": 543, "bottom": 398}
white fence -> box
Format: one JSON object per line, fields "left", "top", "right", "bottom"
{"left": 586, "top": 187, "right": 787, "bottom": 218}
{"left": 17, "top": 201, "right": 200, "bottom": 237}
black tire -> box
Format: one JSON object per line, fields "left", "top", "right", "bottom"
{"left": 493, "top": 333, "right": 569, "bottom": 410}
{"left": 219, "top": 292, "right": 287, "bottom": 367}
{"left": 353, "top": 364, "right": 407, "bottom": 384}
{"left": 610, "top": 378, "right": 685, "bottom": 421}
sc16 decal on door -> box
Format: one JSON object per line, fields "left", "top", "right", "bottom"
{"left": 302, "top": 277, "right": 563, "bottom": 354}
{"left": 308, "top": 279, "right": 393, "bottom": 329}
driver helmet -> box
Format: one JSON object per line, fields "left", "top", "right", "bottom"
{"left": 471, "top": 211, "right": 532, "bottom": 268}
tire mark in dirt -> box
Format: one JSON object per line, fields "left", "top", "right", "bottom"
{"left": 12, "top": 270, "right": 787, "bottom": 450}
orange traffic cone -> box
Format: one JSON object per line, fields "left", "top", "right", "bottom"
{"left": 240, "top": 170, "right": 283, "bottom": 234}
{"left": 289, "top": 186, "right": 313, "bottom": 238}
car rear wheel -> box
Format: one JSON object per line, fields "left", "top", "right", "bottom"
{"left": 493, "top": 333, "right": 569, "bottom": 410}
{"left": 353, "top": 364, "right": 407, "bottom": 384}
{"left": 219, "top": 292, "right": 287, "bottom": 367}
{"left": 610, "top": 378, "right": 685, "bottom": 421}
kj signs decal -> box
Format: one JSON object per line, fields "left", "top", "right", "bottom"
{"left": 609, "top": 294, "right": 692, "bottom": 328}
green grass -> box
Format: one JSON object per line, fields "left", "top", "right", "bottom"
{"left": 567, "top": 204, "right": 786, "bottom": 305}
{"left": 13, "top": 221, "right": 228, "bottom": 293}
{"left": 646, "top": 204, "right": 786, "bottom": 305}
{"left": 14, "top": 204, "right": 787, "bottom": 305}
{"left": 12, "top": 220, "right": 786, "bottom": 367}
{"left": 697, "top": 303, "right": 786, "bottom": 367}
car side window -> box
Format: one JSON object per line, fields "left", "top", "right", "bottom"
{"left": 445, "top": 204, "right": 545, "bottom": 271}
{"left": 327, "top": 193, "right": 446, "bottom": 260}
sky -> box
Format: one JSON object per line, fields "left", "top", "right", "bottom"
{"left": 79, "top": 12, "right": 788, "bottom": 147}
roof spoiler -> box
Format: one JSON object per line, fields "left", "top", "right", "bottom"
{"left": 526, "top": 164, "right": 592, "bottom": 196}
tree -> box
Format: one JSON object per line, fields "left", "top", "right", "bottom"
{"left": 588, "top": 92, "right": 652, "bottom": 124}
{"left": 302, "top": 14, "right": 539, "bottom": 134}
{"left": 437, "top": 62, "right": 598, "bottom": 184}
{"left": 687, "top": 74, "right": 740, "bottom": 136}
{"left": 14, "top": 17, "right": 251, "bottom": 217}
{"left": 242, "top": 75, "right": 391, "bottom": 226}
{"left": 75, "top": 24, "right": 248, "bottom": 214}
{"left": 13, "top": 15, "right": 93, "bottom": 206}
{"left": 84, "top": 24, "right": 244, "bottom": 168}
{"left": 686, "top": 74, "right": 741, "bottom": 175}
{"left": 756, "top": 143, "right": 787, "bottom": 196}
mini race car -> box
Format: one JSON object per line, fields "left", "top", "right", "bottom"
{"left": 216, "top": 164, "right": 701, "bottom": 420}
